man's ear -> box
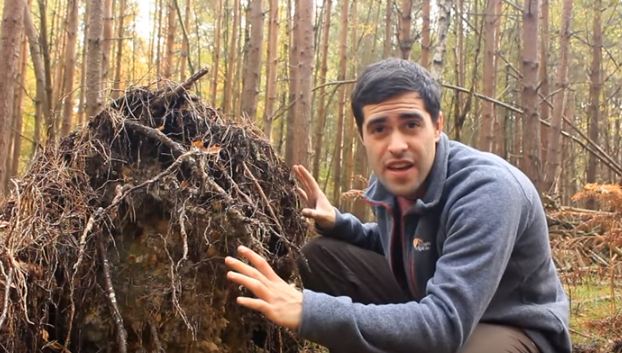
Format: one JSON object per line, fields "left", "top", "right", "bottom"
{"left": 435, "top": 112, "right": 444, "bottom": 141}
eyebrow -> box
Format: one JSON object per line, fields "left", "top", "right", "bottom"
{"left": 366, "top": 112, "right": 424, "bottom": 126}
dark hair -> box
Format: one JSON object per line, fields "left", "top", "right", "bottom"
{"left": 350, "top": 58, "right": 441, "bottom": 135}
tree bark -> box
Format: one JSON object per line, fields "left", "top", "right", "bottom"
{"left": 9, "top": 22, "right": 28, "bottom": 182}
{"left": 210, "top": 0, "right": 223, "bottom": 105}
{"left": 263, "top": 0, "right": 279, "bottom": 139}
{"left": 24, "top": 5, "right": 47, "bottom": 150}
{"left": 38, "top": 0, "right": 55, "bottom": 142}
{"left": 311, "top": 0, "right": 332, "bottom": 179}
{"left": 430, "top": 0, "right": 452, "bottom": 79}
{"left": 420, "top": 0, "right": 430, "bottom": 67}
{"left": 222, "top": 0, "right": 240, "bottom": 114}
{"left": 240, "top": 0, "right": 264, "bottom": 121}
{"left": 544, "top": 0, "right": 572, "bottom": 192}
{"left": 331, "top": 0, "right": 349, "bottom": 206}
{"left": 285, "top": 0, "right": 314, "bottom": 167}
{"left": 539, "top": 0, "right": 550, "bottom": 163}
{"left": 586, "top": 0, "right": 602, "bottom": 206}
{"left": 112, "top": 0, "right": 127, "bottom": 98}
{"left": 342, "top": 0, "right": 358, "bottom": 211}
{"left": 398, "top": 0, "right": 413, "bottom": 60}
{"left": 520, "top": 0, "right": 542, "bottom": 189}
{"left": 478, "top": 0, "right": 500, "bottom": 152}
{"left": 86, "top": 0, "right": 104, "bottom": 119}
{"left": 102, "top": 0, "right": 114, "bottom": 90}
{"left": 60, "top": 0, "right": 80, "bottom": 137}
{"left": 0, "top": 0, "right": 26, "bottom": 196}
{"left": 383, "top": 0, "right": 393, "bottom": 58}
{"left": 162, "top": 0, "right": 177, "bottom": 79}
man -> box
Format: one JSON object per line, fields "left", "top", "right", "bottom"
{"left": 225, "top": 59, "right": 571, "bottom": 353}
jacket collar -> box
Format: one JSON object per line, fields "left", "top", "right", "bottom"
{"left": 364, "top": 133, "right": 449, "bottom": 214}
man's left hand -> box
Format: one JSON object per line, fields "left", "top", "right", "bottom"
{"left": 225, "top": 245, "right": 303, "bottom": 330}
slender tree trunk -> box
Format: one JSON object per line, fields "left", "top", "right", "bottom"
{"left": 9, "top": 25, "right": 28, "bottom": 181}
{"left": 311, "top": 0, "right": 332, "bottom": 179}
{"left": 163, "top": 0, "right": 177, "bottom": 79}
{"left": 586, "top": 0, "right": 602, "bottom": 205}
{"left": 520, "top": 0, "right": 542, "bottom": 189}
{"left": 0, "top": 0, "right": 26, "bottom": 196}
{"left": 60, "top": 0, "right": 79, "bottom": 137}
{"left": 24, "top": 5, "right": 47, "bottom": 150}
{"left": 398, "top": 0, "right": 413, "bottom": 60}
{"left": 86, "top": 0, "right": 104, "bottom": 119}
{"left": 210, "top": 0, "right": 223, "bottom": 105}
{"left": 383, "top": 0, "right": 393, "bottom": 58}
{"left": 77, "top": 0, "right": 89, "bottom": 125}
{"left": 155, "top": 0, "right": 164, "bottom": 79}
{"left": 38, "top": 0, "right": 55, "bottom": 142}
{"left": 420, "top": 0, "right": 430, "bottom": 67}
{"left": 102, "top": 0, "right": 114, "bottom": 91}
{"left": 332, "top": 0, "right": 349, "bottom": 206}
{"left": 285, "top": 0, "right": 314, "bottom": 167}
{"left": 222, "top": 0, "right": 240, "bottom": 114}
{"left": 478, "top": 0, "right": 500, "bottom": 152}
{"left": 240, "top": 0, "right": 264, "bottom": 121}
{"left": 430, "top": 0, "right": 452, "bottom": 79}
{"left": 544, "top": 0, "right": 572, "bottom": 192}
{"left": 112, "top": 0, "right": 127, "bottom": 98}
{"left": 342, "top": 0, "right": 358, "bottom": 211}
{"left": 263, "top": 0, "right": 279, "bottom": 139}
{"left": 539, "top": 0, "right": 550, "bottom": 163}
{"left": 178, "top": 0, "right": 192, "bottom": 81}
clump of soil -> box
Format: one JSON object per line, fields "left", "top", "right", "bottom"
{"left": 0, "top": 70, "right": 307, "bottom": 353}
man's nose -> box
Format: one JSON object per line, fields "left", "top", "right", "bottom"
{"left": 387, "top": 132, "right": 408, "bottom": 155}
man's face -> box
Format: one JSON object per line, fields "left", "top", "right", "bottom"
{"left": 361, "top": 91, "right": 443, "bottom": 199}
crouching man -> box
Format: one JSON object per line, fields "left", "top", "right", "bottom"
{"left": 225, "top": 58, "right": 571, "bottom": 353}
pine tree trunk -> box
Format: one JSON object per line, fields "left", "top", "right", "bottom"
{"left": 210, "top": 0, "right": 223, "bottom": 105}
{"left": 0, "top": 0, "right": 26, "bottom": 196}
{"left": 383, "top": 0, "right": 393, "bottom": 58}
{"left": 262, "top": 0, "right": 279, "bottom": 139}
{"left": 86, "top": 0, "right": 104, "bottom": 119}
{"left": 112, "top": 0, "right": 127, "bottom": 98}
{"left": 520, "top": 0, "right": 542, "bottom": 189}
{"left": 9, "top": 25, "right": 28, "bottom": 182}
{"left": 223, "top": 0, "right": 240, "bottom": 114}
{"left": 544, "top": 0, "right": 572, "bottom": 192}
{"left": 285, "top": 0, "right": 314, "bottom": 167}
{"left": 586, "top": 0, "right": 602, "bottom": 206}
{"left": 332, "top": 0, "right": 349, "bottom": 206}
{"left": 311, "top": 0, "right": 332, "bottom": 179}
{"left": 421, "top": 0, "right": 430, "bottom": 67}
{"left": 539, "top": 0, "right": 550, "bottom": 163}
{"left": 102, "top": 0, "right": 114, "bottom": 91}
{"left": 240, "top": 0, "right": 264, "bottom": 121}
{"left": 178, "top": 0, "right": 191, "bottom": 81}
{"left": 478, "top": 0, "right": 500, "bottom": 152}
{"left": 38, "top": 0, "right": 55, "bottom": 142}
{"left": 24, "top": 5, "right": 47, "bottom": 150}
{"left": 60, "top": 0, "right": 80, "bottom": 137}
{"left": 398, "top": 0, "right": 413, "bottom": 60}
{"left": 163, "top": 0, "right": 177, "bottom": 79}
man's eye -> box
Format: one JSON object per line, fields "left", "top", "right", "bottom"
{"left": 405, "top": 121, "right": 419, "bottom": 129}
{"left": 371, "top": 126, "right": 386, "bottom": 134}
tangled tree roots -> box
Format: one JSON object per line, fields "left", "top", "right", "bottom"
{"left": 0, "top": 70, "right": 307, "bottom": 353}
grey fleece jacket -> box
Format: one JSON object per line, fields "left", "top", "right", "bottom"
{"left": 299, "top": 134, "right": 571, "bottom": 353}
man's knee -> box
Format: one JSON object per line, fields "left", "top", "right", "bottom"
{"left": 460, "top": 324, "right": 540, "bottom": 353}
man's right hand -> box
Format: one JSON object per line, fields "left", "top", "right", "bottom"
{"left": 292, "top": 165, "right": 336, "bottom": 231}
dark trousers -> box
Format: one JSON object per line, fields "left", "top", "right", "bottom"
{"left": 297, "top": 236, "right": 540, "bottom": 353}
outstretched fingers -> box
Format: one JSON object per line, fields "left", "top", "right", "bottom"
{"left": 235, "top": 246, "right": 280, "bottom": 282}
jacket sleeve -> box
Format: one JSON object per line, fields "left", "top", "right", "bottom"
{"left": 317, "top": 208, "right": 384, "bottom": 254}
{"left": 299, "top": 171, "right": 531, "bottom": 353}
